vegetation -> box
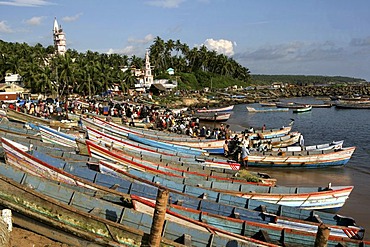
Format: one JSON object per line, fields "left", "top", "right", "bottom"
{"left": 1, "top": 38, "right": 366, "bottom": 98}
{"left": 0, "top": 38, "right": 250, "bottom": 96}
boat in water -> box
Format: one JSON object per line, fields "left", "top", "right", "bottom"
{"left": 247, "top": 106, "right": 289, "bottom": 113}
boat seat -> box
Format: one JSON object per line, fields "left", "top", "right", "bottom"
{"left": 195, "top": 158, "right": 205, "bottom": 163}
{"left": 110, "top": 184, "right": 120, "bottom": 190}
{"left": 253, "top": 230, "right": 273, "bottom": 243}
{"left": 180, "top": 234, "right": 192, "bottom": 246}
{"left": 310, "top": 213, "right": 323, "bottom": 224}
{"left": 175, "top": 200, "right": 183, "bottom": 206}
{"left": 232, "top": 211, "right": 240, "bottom": 219}
{"left": 89, "top": 207, "right": 103, "bottom": 217}
{"left": 260, "top": 205, "right": 267, "bottom": 213}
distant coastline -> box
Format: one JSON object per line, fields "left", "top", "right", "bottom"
{"left": 152, "top": 83, "right": 370, "bottom": 109}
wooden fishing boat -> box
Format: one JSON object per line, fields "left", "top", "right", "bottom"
{"left": 334, "top": 102, "right": 370, "bottom": 109}
{"left": 196, "top": 105, "right": 234, "bottom": 113}
{"left": 85, "top": 125, "right": 199, "bottom": 156}
{"left": 293, "top": 105, "right": 312, "bottom": 113}
{"left": 86, "top": 116, "right": 294, "bottom": 144}
{"left": 5, "top": 109, "right": 78, "bottom": 129}
{"left": 84, "top": 116, "right": 203, "bottom": 140}
{"left": 271, "top": 140, "right": 343, "bottom": 152}
{"left": 86, "top": 126, "right": 243, "bottom": 172}
{"left": 259, "top": 101, "right": 277, "bottom": 107}
{"left": 84, "top": 140, "right": 279, "bottom": 186}
{"left": 38, "top": 125, "right": 78, "bottom": 148}
{"left": 8, "top": 138, "right": 353, "bottom": 213}
{"left": 132, "top": 196, "right": 366, "bottom": 243}
{"left": 191, "top": 111, "right": 231, "bottom": 121}
{"left": 310, "top": 103, "right": 332, "bottom": 108}
{"left": 83, "top": 142, "right": 358, "bottom": 209}
{"left": 251, "top": 132, "right": 301, "bottom": 148}
{"left": 84, "top": 116, "right": 296, "bottom": 154}
{"left": 96, "top": 159, "right": 354, "bottom": 212}
{"left": 0, "top": 171, "right": 154, "bottom": 247}
{"left": 87, "top": 116, "right": 217, "bottom": 142}
{"left": 127, "top": 133, "right": 209, "bottom": 156}
{"left": 276, "top": 102, "right": 309, "bottom": 109}
{"left": 247, "top": 146, "right": 356, "bottom": 168}
{"left": 5, "top": 108, "right": 50, "bottom": 125}
{"left": 246, "top": 106, "right": 289, "bottom": 113}
{"left": 127, "top": 132, "right": 223, "bottom": 154}
{"left": 244, "top": 124, "right": 294, "bottom": 140}
{"left": 0, "top": 120, "right": 40, "bottom": 139}
{"left": 1, "top": 138, "right": 360, "bottom": 230}
{"left": 0, "top": 164, "right": 270, "bottom": 247}
{"left": 330, "top": 95, "right": 369, "bottom": 102}
{"left": 0, "top": 132, "right": 75, "bottom": 159}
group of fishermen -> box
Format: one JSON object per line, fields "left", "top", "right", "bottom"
{"left": 3, "top": 97, "right": 274, "bottom": 167}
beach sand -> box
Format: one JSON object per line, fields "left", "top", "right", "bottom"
{"left": 10, "top": 226, "right": 70, "bottom": 247}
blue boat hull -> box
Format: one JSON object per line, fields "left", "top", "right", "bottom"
{"left": 128, "top": 133, "right": 207, "bottom": 156}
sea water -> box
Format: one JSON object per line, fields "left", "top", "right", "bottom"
{"left": 225, "top": 97, "right": 370, "bottom": 240}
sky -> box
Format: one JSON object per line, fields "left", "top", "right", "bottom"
{"left": 1, "top": 0, "right": 370, "bottom": 81}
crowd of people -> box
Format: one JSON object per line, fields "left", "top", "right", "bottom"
{"left": 1, "top": 97, "right": 272, "bottom": 167}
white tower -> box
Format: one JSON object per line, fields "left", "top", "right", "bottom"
{"left": 53, "top": 17, "right": 66, "bottom": 55}
{"left": 143, "top": 49, "right": 153, "bottom": 88}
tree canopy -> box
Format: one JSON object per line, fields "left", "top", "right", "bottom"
{"left": 1, "top": 38, "right": 366, "bottom": 97}
{"left": 0, "top": 38, "right": 251, "bottom": 96}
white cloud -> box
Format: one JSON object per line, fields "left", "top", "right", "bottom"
{"left": 146, "top": 0, "right": 185, "bottom": 8}
{"left": 25, "top": 16, "right": 44, "bottom": 25}
{"left": 105, "top": 46, "right": 141, "bottom": 57}
{"left": 203, "top": 38, "right": 235, "bottom": 56}
{"left": 127, "top": 34, "right": 155, "bottom": 44}
{"left": 0, "top": 21, "right": 12, "bottom": 33}
{"left": 105, "top": 34, "right": 155, "bottom": 56}
{"left": 62, "top": 13, "right": 83, "bottom": 22}
{"left": 0, "top": 0, "right": 52, "bottom": 7}
{"left": 106, "top": 48, "right": 115, "bottom": 55}
{"left": 122, "top": 46, "right": 137, "bottom": 55}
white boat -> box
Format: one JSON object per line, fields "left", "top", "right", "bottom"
{"left": 293, "top": 105, "right": 312, "bottom": 113}
{"left": 196, "top": 105, "right": 234, "bottom": 113}
{"left": 247, "top": 106, "right": 289, "bottom": 113}
{"left": 271, "top": 140, "right": 344, "bottom": 152}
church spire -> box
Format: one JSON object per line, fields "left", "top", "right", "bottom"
{"left": 53, "top": 17, "right": 59, "bottom": 33}
{"left": 143, "top": 49, "right": 153, "bottom": 87}
{"left": 53, "top": 17, "right": 66, "bottom": 55}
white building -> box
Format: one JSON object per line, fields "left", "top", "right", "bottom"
{"left": 53, "top": 17, "right": 66, "bottom": 55}
{"left": 4, "top": 73, "right": 22, "bottom": 85}
{"left": 134, "top": 50, "right": 154, "bottom": 90}
{"left": 130, "top": 50, "right": 178, "bottom": 91}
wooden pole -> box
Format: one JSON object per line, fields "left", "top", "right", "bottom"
{"left": 148, "top": 189, "right": 169, "bottom": 247}
{"left": 314, "top": 223, "right": 330, "bottom": 247}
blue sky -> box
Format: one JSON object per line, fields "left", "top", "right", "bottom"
{"left": 1, "top": 0, "right": 370, "bottom": 81}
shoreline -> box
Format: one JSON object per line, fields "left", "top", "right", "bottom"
{"left": 145, "top": 84, "right": 370, "bottom": 109}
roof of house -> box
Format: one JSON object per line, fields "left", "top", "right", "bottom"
{"left": 0, "top": 83, "right": 28, "bottom": 93}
